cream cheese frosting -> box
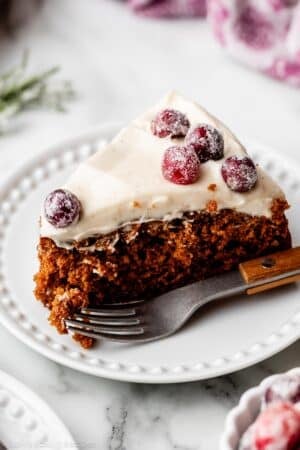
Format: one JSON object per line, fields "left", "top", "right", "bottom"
{"left": 40, "top": 91, "right": 285, "bottom": 243}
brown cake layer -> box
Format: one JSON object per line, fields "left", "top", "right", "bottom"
{"left": 34, "top": 199, "right": 291, "bottom": 348}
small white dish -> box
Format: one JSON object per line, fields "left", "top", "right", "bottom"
{"left": 220, "top": 367, "right": 300, "bottom": 450}
{"left": 0, "top": 368, "right": 77, "bottom": 449}
{"left": 0, "top": 123, "right": 300, "bottom": 383}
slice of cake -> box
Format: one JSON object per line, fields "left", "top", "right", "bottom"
{"left": 34, "top": 92, "right": 291, "bottom": 348}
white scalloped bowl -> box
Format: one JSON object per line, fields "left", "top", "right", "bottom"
{"left": 220, "top": 367, "right": 300, "bottom": 450}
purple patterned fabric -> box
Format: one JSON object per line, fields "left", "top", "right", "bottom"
{"left": 207, "top": 0, "right": 300, "bottom": 86}
{"left": 128, "top": 0, "right": 207, "bottom": 18}
{"left": 128, "top": 0, "right": 300, "bottom": 87}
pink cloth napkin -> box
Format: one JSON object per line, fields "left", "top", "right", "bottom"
{"left": 128, "top": 0, "right": 300, "bottom": 87}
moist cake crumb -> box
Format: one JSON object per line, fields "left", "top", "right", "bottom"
{"left": 206, "top": 200, "right": 218, "bottom": 212}
{"left": 208, "top": 183, "right": 217, "bottom": 191}
{"left": 34, "top": 199, "right": 291, "bottom": 348}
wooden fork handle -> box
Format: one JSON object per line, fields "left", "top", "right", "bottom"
{"left": 239, "top": 247, "right": 300, "bottom": 295}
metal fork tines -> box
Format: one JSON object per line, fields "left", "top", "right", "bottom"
{"left": 64, "top": 272, "right": 248, "bottom": 343}
{"left": 65, "top": 302, "right": 146, "bottom": 342}
{"left": 65, "top": 249, "right": 300, "bottom": 344}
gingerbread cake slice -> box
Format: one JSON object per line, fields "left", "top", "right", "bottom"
{"left": 34, "top": 92, "right": 291, "bottom": 348}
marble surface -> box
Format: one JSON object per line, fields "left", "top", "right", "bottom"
{"left": 0, "top": 1, "right": 299, "bottom": 449}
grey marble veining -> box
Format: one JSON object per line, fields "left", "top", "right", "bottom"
{"left": 0, "top": 325, "right": 298, "bottom": 449}
{"left": 0, "top": 1, "right": 299, "bottom": 449}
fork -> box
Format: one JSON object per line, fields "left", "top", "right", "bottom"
{"left": 65, "top": 247, "right": 300, "bottom": 344}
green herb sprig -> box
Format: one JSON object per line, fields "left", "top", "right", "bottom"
{"left": 0, "top": 52, "right": 74, "bottom": 133}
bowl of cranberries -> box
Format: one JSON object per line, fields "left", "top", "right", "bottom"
{"left": 221, "top": 368, "right": 300, "bottom": 450}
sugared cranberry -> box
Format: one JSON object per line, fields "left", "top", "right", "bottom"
{"left": 151, "top": 109, "right": 190, "bottom": 138}
{"left": 44, "top": 189, "right": 81, "bottom": 228}
{"left": 240, "top": 402, "right": 300, "bottom": 450}
{"left": 185, "top": 124, "right": 224, "bottom": 163}
{"left": 221, "top": 156, "right": 258, "bottom": 192}
{"left": 264, "top": 376, "right": 300, "bottom": 407}
{"left": 162, "top": 146, "right": 200, "bottom": 185}
{"left": 253, "top": 402, "right": 300, "bottom": 450}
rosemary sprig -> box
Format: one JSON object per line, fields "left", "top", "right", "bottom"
{"left": 0, "top": 52, "right": 74, "bottom": 133}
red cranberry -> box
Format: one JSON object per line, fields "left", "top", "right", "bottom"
{"left": 151, "top": 109, "right": 190, "bottom": 138}
{"left": 162, "top": 146, "right": 200, "bottom": 185}
{"left": 253, "top": 402, "right": 300, "bottom": 450}
{"left": 185, "top": 124, "right": 224, "bottom": 163}
{"left": 221, "top": 156, "right": 257, "bottom": 192}
{"left": 264, "top": 376, "right": 300, "bottom": 406}
{"left": 44, "top": 189, "right": 81, "bottom": 228}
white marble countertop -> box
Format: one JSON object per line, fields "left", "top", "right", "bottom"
{"left": 0, "top": 1, "right": 299, "bottom": 449}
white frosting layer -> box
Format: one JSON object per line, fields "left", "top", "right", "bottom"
{"left": 40, "top": 92, "right": 285, "bottom": 243}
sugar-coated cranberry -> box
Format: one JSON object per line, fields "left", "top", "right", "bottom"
{"left": 162, "top": 146, "right": 200, "bottom": 185}
{"left": 151, "top": 109, "right": 190, "bottom": 138}
{"left": 239, "top": 402, "right": 300, "bottom": 450}
{"left": 254, "top": 402, "right": 300, "bottom": 450}
{"left": 264, "top": 376, "right": 300, "bottom": 407}
{"left": 185, "top": 124, "right": 224, "bottom": 163}
{"left": 44, "top": 189, "right": 81, "bottom": 228}
{"left": 221, "top": 156, "right": 258, "bottom": 192}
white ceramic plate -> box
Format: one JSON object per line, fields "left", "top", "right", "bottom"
{"left": 0, "top": 124, "right": 300, "bottom": 384}
{"left": 220, "top": 367, "right": 300, "bottom": 450}
{"left": 0, "top": 368, "right": 76, "bottom": 449}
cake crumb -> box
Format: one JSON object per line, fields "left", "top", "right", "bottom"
{"left": 206, "top": 200, "right": 218, "bottom": 212}
{"left": 208, "top": 183, "right": 217, "bottom": 192}
{"left": 73, "top": 333, "right": 94, "bottom": 349}
{"left": 132, "top": 200, "right": 141, "bottom": 208}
